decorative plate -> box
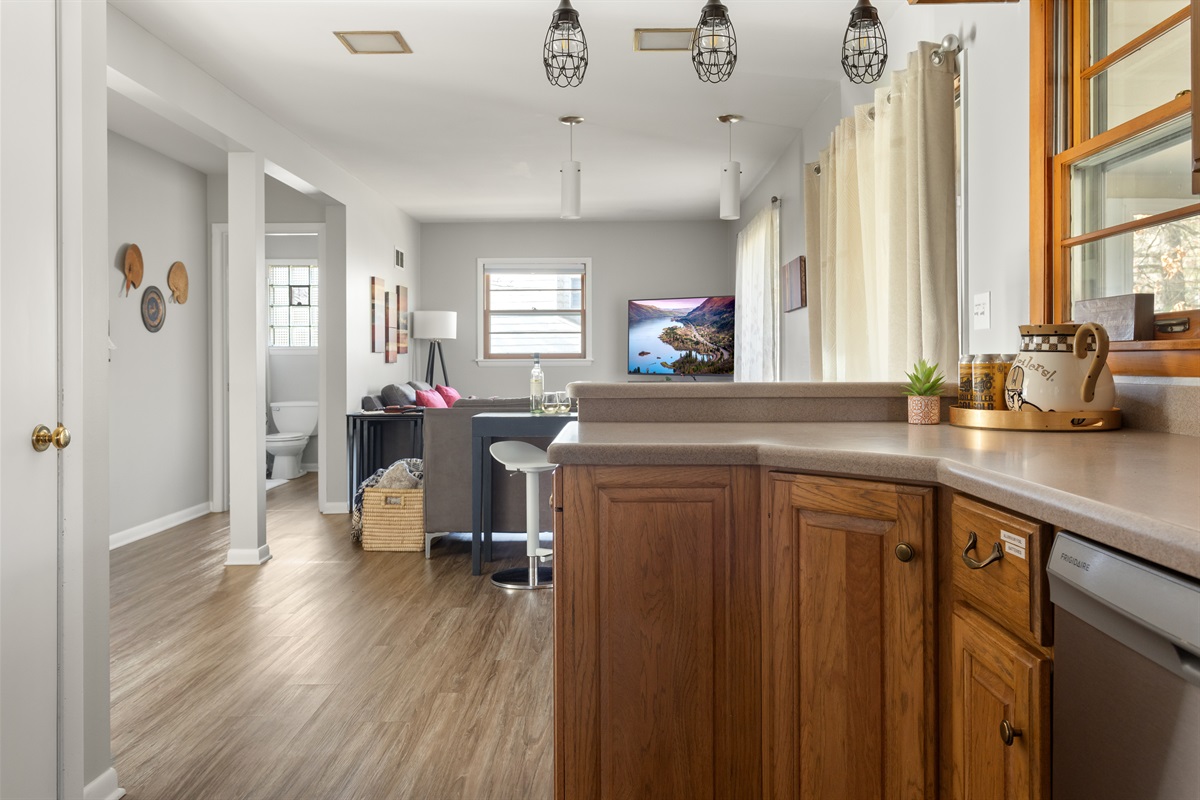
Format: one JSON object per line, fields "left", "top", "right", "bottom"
{"left": 123, "top": 243, "right": 144, "bottom": 295}
{"left": 141, "top": 286, "right": 165, "bottom": 332}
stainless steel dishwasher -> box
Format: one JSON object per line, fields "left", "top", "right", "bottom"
{"left": 1048, "top": 533, "right": 1200, "bottom": 800}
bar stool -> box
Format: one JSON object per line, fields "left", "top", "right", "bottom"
{"left": 488, "top": 440, "right": 555, "bottom": 590}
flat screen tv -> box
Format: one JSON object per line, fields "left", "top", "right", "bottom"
{"left": 627, "top": 296, "right": 735, "bottom": 376}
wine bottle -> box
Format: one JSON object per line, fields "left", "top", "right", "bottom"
{"left": 530, "top": 353, "right": 544, "bottom": 414}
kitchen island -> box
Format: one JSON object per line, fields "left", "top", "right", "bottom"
{"left": 545, "top": 382, "right": 1199, "bottom": 800}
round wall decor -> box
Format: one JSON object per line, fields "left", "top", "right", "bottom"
{"left": 141, "top": 286, "right": 165, "bottom": 332}
{"left": 123, "top": 243, "right": 144, "bottom": 296}
{"left": 167, "top": 261, "right": 189, "bottom": 304}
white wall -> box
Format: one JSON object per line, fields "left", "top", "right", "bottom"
{"left": 107, "top": 132, "right": 211, "bottom": 537}
{"left": 421, "top": 221, "right": 733, "bottom": 398}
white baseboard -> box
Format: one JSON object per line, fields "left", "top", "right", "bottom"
{"left": 225, "top": 545, "right": 272, "bottom": 566}
{"left": 84, "top": 767, "right": 125, "bottom": 800}
{"left": 110, "top": 503, "right": 211, "bottom": 550}
{"left": 320, "top": 501, "right": 349, "bottom": 514}
{"left": 301, "top": 461, "right": 318, "bottom": 472}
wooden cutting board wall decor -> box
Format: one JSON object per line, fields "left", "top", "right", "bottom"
{"left": 167, "top": 261, "right": 189, "bottom": 303}
{"left": 123, "top": 243, "right": 144, "bottom": 296}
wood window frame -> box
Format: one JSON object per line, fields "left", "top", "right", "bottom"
{"left": 477, "top": 258, "right": 591, "bottom": 362}
{"left": 1030, "top": 0, "right": 1200, "bottom": 377}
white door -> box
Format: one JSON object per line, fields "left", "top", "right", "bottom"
{"left": 1, "top": 0, "right": 66, "bottom": 796}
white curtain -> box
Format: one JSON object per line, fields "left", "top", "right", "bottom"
{"left": 806, "top": 42, "right": 959, "bottom": 382}
{"left": 734, "top": 202, "right": 781, "bottom": 381}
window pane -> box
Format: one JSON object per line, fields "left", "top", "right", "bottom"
{"left": 270, "top": 286, "right": 289, "bottom": 306}
{"left": 488, "top": 289, "right": 583, "bottom": 311}
{"left": 310, "top": 327, "right": 319, "bottom": 347}
{"left": 1069, "top": 116, "right": 1190, "bottom": 237}
{"left": 1069, "top": 212, "right": 1200, "bottom": 313}
{"left": 488, "top": 273, "right": 583, "bottom": 292}
{"left": 1090, "top": 22, "right": 1190, "bottom": 135}
{"left": 291, "top": 327, "right": 310, "bottom": 347}
{"left": 309, "top": 267, "right": 318, "bottom": 287}
{"left": 270, "top": 328, "right": 289, "bottom": 347}
{"left": 270, "top": 307, "right": 290, "bottom": 327}
{"left": 290, "top": 286, "right": 310, "bottom": 306}
{"left": 270, "top": 266, "right": 290, "bottom": 286}
{"left": 1091, "top": 1, "right": 1186, "bottom": 61}
{"left": 489, "top": 313, "right": 581, "bottom": 334}
{"left": 289, "top": 266, "right": 310, "bottom": 286}
{"left": 489, "top": 333, "right": 583, "bottom": 355}
{"left": 290, "top": 307, "right": 310, "bottom": 327}
{"left": 310, "top": 287, "right": 320, "bottom": 307}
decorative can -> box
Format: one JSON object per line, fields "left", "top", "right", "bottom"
{"left": 972, "top": 354, "right": 1001, "bottom": 410}
{"left": 995, "top": 354, "right": 1016, "bottom": 408}
{"left": 958, "top": 354, "right": 974, "bottom": 408}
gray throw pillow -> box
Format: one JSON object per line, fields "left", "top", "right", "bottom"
{"left": 361, "top": 395, "right": 384, "bottom": 411}
{"left": 407, "top": 380, "right": 434, "bottom": 392}
{"left": 381, "top": 383, "right": 417, "bottom": 406}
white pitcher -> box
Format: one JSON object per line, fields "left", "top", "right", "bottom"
{"left": 1004, "top": 322, "right": 1115, "bottom": 413}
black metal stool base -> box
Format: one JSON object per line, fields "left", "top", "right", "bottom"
{"left": 491, "top": 564, "right": 553, "bottom": 590}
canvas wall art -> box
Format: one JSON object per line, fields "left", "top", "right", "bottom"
{"left": 371, "top": 277, "right": 386, "bottom": 352}
{"left": 784, "top": 256, "right": 807, "bottom": 312}
{"left": 384, "top": 288, "right": 397, "bottom": 363}
{"left": 396, "top": 284, "right": 409, "bottom": 355}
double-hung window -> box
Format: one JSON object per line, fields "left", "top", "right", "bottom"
{"left": 1033, "top": 1, "right": 1198, "bottom": 376}
{"left": 268, "top": 260, "right": 319, "bottom": 348}
{"left": 478, "top": 259, "right": 590, "bottom": 361}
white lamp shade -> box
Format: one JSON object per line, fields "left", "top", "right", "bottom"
{"left": 720, "top": 161, "right": 741, "bottom": 220}
{"left": 561, "top": 160, "right": 581, "bottom": 220}
{"left": 413, "top": 310, "right": 457, "bottom": 341}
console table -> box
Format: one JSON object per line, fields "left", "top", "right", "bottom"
{"left": 346, "top": 411, "right": 424, "bottom": 501}
{"left": 471, "top": 412, "right": 576, "bottom": 575}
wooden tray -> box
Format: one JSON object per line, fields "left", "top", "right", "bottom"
{"left": 949, "top": 406, "right": 1122, "bottom": 432}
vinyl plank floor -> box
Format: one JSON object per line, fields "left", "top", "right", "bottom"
{"left": 111, "top": 473, "right": 553, "bottom": 800}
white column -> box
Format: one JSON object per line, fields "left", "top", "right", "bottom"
{"left": 226, "top": 152, "right": 270, "bottom": 565}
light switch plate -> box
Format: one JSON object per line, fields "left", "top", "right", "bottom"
{"left": 973, "top": 291, "right": 991, "bottom": 330}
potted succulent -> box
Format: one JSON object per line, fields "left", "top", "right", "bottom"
{"left": 903, "top": 359, "right": 946, "bottom": 425}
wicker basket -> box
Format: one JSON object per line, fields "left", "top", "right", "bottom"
{"left": 360, "top": 487, "right": 425, "bottom": 552}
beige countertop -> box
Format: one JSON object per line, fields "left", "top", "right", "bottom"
{"left": 548, "top": 421, "right": 1200, "bottom": 579}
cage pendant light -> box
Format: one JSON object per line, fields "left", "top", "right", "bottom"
{"left": 544, "top": 0, "right": 588, "bottom": 87}
{"left": 560, "top": 116, "right": 583, "bottom": 219}
{"left": 841, "top": 0, "right": 888, "bottom": 84}
{"left": 692, "top": 2, "right": 737, "bottom": 83}
{"left": 719, "top": 114, "right": 742, "bottom": 220}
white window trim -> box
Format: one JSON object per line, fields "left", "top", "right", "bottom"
{"left": 267, "top": 257, "right": 319, "bottom": 353}
{"left": 476, "top": 257, "right": 594, "bottom": 365}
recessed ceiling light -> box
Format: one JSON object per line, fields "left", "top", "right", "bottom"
{"left": 334, "top": 31, "right": 412, "bottom": 55}
{"left": 633, "top": 28, "right": 694, "bottom": 52}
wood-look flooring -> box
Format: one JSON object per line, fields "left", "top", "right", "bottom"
{"left": 110, "top": 474, "right": 553, "bottom": 800}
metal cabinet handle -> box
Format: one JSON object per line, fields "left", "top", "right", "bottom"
{"left": 999, "top": 719, "right": 1022, "bottom": 747}
{"left": 962, "top": 531, "right": 1003, "bottom": 570}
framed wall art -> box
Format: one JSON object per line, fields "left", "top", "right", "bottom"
{"left": 784, "top": 256, "right": 807, "bottom": 312}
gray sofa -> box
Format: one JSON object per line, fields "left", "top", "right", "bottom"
{"left": 422, "top": 397, "right": 554, "bottom": 540}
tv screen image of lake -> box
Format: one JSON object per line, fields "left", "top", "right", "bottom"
{"left": 627, "top": 296, "right": 735, "bottom": 375}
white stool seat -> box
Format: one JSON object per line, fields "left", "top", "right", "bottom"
{"left": 266, "top": 431, "right": 308, "bottom": 444}
{"left": 489, "top": 440, "right": 556, "bottom": 473}
{"left": 488, "top": 440, "right": 556, "bottom": 590}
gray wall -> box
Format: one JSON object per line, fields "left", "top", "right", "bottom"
{"left": 108, "top": 132, "right": 211, "bottom": 535}
{"left": 421, "top": 221, "right": 733, "bottom": 398}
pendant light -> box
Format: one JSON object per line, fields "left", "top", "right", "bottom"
{"left": 841, "top": 0, "right": 888, "bottom": 84}
{"left": 544, "top": 0, "right": 588, "bottom": 88}
{"left": 718, "top": 114, "right": 742, "bottom": 221}
{"left": 560, "top": 116, "right": 583, "bottom": 219}
{"left": 692, "top": 2, "right": 737, "bottom": 83}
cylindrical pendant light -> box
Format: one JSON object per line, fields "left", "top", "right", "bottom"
{"left": 544, "top": 0, "right": 588, "bottom": 87}
{"left": 560, "top": 116, "right": 583, "bottom": 219}
{"left": 841, "top": 0, "right": 888, "bottom": 84}
{"left": 692, "top": 2, "right": 737, "bottom": 83}
{"left": 718, "top": 114, "right": 742, "bottom": 220}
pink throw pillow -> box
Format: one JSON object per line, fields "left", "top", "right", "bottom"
{"left": 435, "top": 385, "right": 461, "bottom": 407}
{"left": 414, "top": 388, "right": 447, "bottom": 408}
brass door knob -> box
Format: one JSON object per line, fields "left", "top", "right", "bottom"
{"left": 895, "top": 542, "right": 915, "bottom": 562}
{"left": 999, "top": 719, "right": 1022, "bottom": 746}
{"left": 31, "top": 424, "right": 71, "bottom": 452}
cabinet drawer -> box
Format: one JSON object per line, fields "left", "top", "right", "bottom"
{"left": 949, "top": 494, "right": 1053, "bottom": 646}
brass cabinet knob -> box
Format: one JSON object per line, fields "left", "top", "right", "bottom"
{"left": 31, "top": 424, "right": 71, "bottom": 452}
{"left": 999, "top": 719, "right": 1022, "bottom": 746}
{"left": 895, "top": 542, "right": 915, "bottom": 563}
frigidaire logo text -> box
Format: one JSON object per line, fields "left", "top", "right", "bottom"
{"left": 1060, "top": 552, "right": 1091, "bottom": 571}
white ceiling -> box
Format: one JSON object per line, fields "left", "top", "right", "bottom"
{"left": 109, "top": 0, "right": 907, "bottom": 222}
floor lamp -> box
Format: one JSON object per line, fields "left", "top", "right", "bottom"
{"left": 413, "top": 310, "right": 457, "bottom": 386}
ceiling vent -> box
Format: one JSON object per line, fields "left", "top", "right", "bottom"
{"left": 633, "top": 28, "right": 694, "bottom": 52}
{"left": 334, "top": 31, "right": 412, "bottom": 55}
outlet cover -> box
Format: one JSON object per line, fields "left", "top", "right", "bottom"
{"left": 973, "top": 292, "right": 991, "bottom": 330}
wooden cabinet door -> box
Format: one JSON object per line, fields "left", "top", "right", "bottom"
{"left": 763, "top": 473, "right": 936, "bottom": 800}
{"left": 554, "top": 465, "right": 761, "bottom": 800}
{"left": 949, "top": 605, "right": 1051, "bottom": 800}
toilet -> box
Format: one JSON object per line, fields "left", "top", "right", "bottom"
{"left": 266, "top": 401, "right": 318, "bottom": 480}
